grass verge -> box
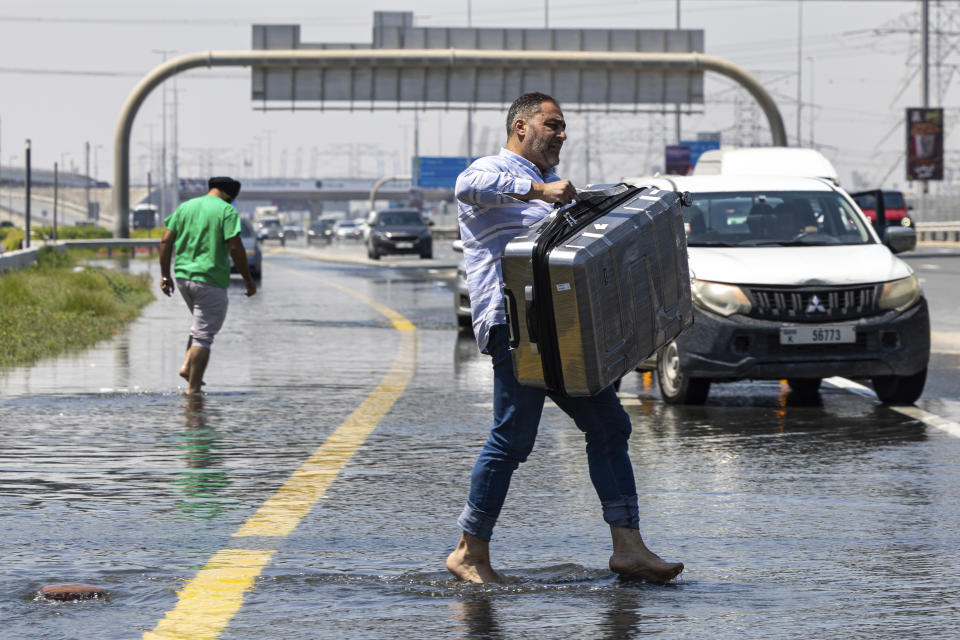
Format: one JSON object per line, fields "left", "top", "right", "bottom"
{"left": 0, "top": 247, "right": 155, "bottom": 368}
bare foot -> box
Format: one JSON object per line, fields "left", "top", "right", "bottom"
{"left": 609, "top": 527, "right": 683, "bottom": 584}
{"left": 179, "top": 367, "right": 205, "bottom": 387}
{"left": 446, "top": 532, "right": 502, "bottom": 584}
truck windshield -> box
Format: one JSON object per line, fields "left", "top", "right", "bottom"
{"left": 883, "top": 191, "right": 906, "bottom": 209}
{"left": 684, "top": 191, "right": 873, "bottom": 247}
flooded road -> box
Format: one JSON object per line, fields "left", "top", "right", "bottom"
{"left": 2, "top": 244, "right": 959, "bottom": 639}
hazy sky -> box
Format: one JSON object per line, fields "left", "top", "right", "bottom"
{"left": 0, "top": 0, "right": 953, "bottom": 191}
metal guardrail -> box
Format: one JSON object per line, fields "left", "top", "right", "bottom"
{"left": 913, "top": 221, "right": 960, "bottom": 243}
{"left": 59, "top": 238, "right": 161, "bottom": 253}
{"left": 0, "top": 238, "right": 161, "bottom": 272}
{"left": 431, "top": 225, "right": 459, "bottom": 240}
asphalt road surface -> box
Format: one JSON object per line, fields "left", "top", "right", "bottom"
{"left": 1, "top": 241, "right": 958, "bottom": 640}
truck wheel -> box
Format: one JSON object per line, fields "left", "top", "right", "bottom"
{"left": 872, "top": 368, "right": 926, "bottom": 405}
{"left": 656, "top": 341, "right": 710, "bottom": 405}
{"left": 787, "top": 378, "right": 822, "bottom": 395}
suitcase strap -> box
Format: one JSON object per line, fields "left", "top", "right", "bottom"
{"left": 529, "top": 183, "right": 646, "bottom": 394}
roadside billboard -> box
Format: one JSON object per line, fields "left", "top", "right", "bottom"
{"left": 665, "top": 145, "right": 692, "bottom": 175}
{"left": 906, "top": 107, "right": 943, "bottom": 181}
{"left": 413, "top": 156, "right": 474, "bottom": 189}
{"left": 665, "top": 140, "right": 720, "bottom": 175}
{"left": 681, "top": 139, "right": 721, "bottom": 168}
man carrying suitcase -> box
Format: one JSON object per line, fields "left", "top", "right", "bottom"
{"left": 447, "top": 92, "right": 684, "bottom": 584}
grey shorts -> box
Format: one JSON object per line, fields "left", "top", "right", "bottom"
{"left": 177, "top": 278, "right": 228, "bottom": 350}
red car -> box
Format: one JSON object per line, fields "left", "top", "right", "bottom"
{"left": 852, "top": 190, "right": 912, "bottom": 227}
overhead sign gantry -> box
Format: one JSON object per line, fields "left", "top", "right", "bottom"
{"left": 113, "top": 11, "right": 786, "bottom": 237}
{"left": 251, "top": 11, "right": 704, "bottom": 109}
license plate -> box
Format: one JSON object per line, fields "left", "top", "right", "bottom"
{"left": 780, "top": 325, "right": 855, "bottom": 345}
{"left": 396, "top": 242, "right": 414, "bottom": 249}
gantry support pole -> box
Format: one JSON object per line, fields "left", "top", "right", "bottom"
{"left": 114, "top": 49, "right": 786, "bottom": 237}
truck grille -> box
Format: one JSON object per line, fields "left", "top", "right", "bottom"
{"left": 747, "top": 285, "right": 879, "bottom": 322}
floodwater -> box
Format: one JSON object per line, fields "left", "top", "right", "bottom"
{"left": 2, "top": 247, "right": 959, "bottom": 639}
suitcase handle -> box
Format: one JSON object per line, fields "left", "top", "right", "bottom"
{"left": 504, "top": 287, "right": 521, "bottom": 349}
{"left": 523, "top": 285, "right": 538, "bottom": 345}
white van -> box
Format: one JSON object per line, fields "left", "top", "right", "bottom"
{"left": 693, "top": 147, "right": 840, "bottom": 185}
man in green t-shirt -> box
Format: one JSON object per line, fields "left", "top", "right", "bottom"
{"left": 159, "top": 176, "right": 257, "bottom": 394}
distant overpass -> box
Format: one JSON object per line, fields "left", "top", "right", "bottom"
{"left": 175, "top": 176, "right": 452, "bottom": 204}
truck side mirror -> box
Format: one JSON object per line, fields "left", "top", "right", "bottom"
{"left": 882, "top": 226, "right": 917, "bottom": 254}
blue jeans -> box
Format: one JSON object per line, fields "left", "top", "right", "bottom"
{"left": 457, "top": 325, "right": 640, "bottom": 542}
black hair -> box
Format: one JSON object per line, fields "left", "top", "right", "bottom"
{"left": 208, "top": 176, "right": 241, "bottom": 201}
{"left": 505, "top": 92, "right": 559, "bottom": 137}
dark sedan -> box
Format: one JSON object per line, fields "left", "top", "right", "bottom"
{"left": 366, "top": 209, "right": 433, "bottom": 260}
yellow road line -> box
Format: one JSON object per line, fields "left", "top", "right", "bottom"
{"left": 143, "top": 549, "right": 274, "bottom": 640}
{"left": 235, "top": 326, "right": 416, "bottom": 537}
{"left": 144, "top": 266, "right": 418, "bottom": 639}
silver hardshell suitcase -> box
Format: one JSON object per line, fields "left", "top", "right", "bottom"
{"left": 501, "top": 183, "right": 693, "bottom": 396}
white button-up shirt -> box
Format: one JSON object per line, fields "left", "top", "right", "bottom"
{"left": 455, "top": 148, "right": 561, "bottom": 352}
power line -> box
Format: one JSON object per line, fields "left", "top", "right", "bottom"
{"left": 0, "top": 15, "right": 367, "bottom": 26}
{"left": 0, "top": 67, "right": 246, "bottom": 78}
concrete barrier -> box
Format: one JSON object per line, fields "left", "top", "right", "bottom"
{"left": 0, "top": 246, "right": 45, "bottom": 273}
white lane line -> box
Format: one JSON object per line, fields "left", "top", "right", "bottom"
{"left": 889, "top": 406, "right": 960, "bottom": 439}
{"left": 823, "top": 376, "right": 874, "bottom": 397}
{"left": 825, "top": 376, "right": 960, "bottom": 439}
{"left": 471, "top": 396, "right": 644, "bottom": 409}
{"left": 475, "top": 378, "right": 959, "bottom": 438}
{"left": 932, "top": 330, "right": 960, "bottom": 354}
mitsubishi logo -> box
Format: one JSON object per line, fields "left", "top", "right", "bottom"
{"left": 805, "top": 295, "right": 826, "bottom": 313}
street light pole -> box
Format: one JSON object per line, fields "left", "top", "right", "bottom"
{"left": 921, "top": 0, "right": 929, "bottom": 195}
{"left": 153, "top": 49, "right": 174, "bottom": 222}
{"left": 24, "top": 139, "right": 31, "bottom": 249}
{"left": 796, "top": 0, "right": 803, "bottom": 147}
{"left": 53, "top": 161, "right": 58, "bottom": 241}
{"left": 675, "top": 0, "right": 682, "bottom": 144}
{"left": 807, "top": 56, "right": 815, "bottom": 148}
{"left": 85, "top": 140, "right": 91, "bottom": 219}
{"left": 264, "top": 129, "right": 276, "bottom": 178}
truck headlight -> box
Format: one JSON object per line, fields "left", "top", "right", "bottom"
{"left": 878, "top": 274, "right": 920, "bottom": 311}
{"left": 691, "top": 279, "right": 752, "bottom": 317}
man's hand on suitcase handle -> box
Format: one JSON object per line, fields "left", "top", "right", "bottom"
{"left": 526, "top": 180, "right": 577, "bottom": 206}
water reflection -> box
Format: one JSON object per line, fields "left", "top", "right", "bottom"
{"left": 599, "top": 586, "right": 651, "bottom": 639}
{"left": 113, "top": 334, "right": 131, "bottom": 391}
{"left": 174, "top": 395, "right": 235, "bottom": 519}
{"left": 448, "top": 594, "right": 504, "bottom": 640}
{"left": 452, "top": 332, "right": 488, "bottom": 390}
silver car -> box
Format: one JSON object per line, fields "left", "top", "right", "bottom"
{"left": 452, "top": 239, "right": 472, "bottom": 329}
{"left": 231, "top": 219, "right": 262, "bottom": 280}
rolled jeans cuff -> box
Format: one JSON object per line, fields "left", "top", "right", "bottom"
{"left": 457, "top": 500, "right": 498, "bottom": 542}
{"left": 602, "top": 495, "right": 640, "bottom": 529}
